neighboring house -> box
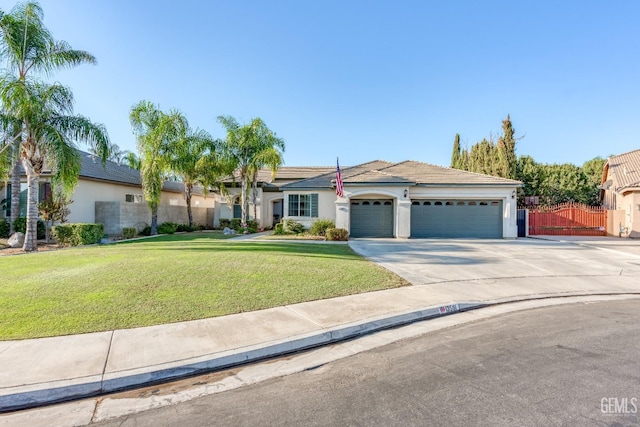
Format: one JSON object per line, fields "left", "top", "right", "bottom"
{"left": 600, "top": 149, "right": 640, "bottom": 238}
{"left": 1, "top": 150, "right": 215, "bottom": 235}
{"left": 221, "top": 160, "right": 521, "bottom": 238}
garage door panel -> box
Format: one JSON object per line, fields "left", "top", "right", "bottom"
{"left": 350, "top": 199, "right": 394, "bottom": 238}
{"left": 411, "top": 200, "right": 502, "bottom": 238}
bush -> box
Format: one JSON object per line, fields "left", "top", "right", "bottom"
{"left": 51, "top": 224, "right": 73, "bottom": 246}
{"left": 230, "top": 218, "right": 243, "bottom": 232}
{"left": 158, "top": 222, "right": 178, "bottom": 234}
{"left": 140, "top": 225, "right": 151, "bottom": 236}
{"left": 176, "top": 223, "right": 196, "bottom": 232}
{"left": 310, "top": 219, "right": 335, "bottom": 237}
{"left": 51, "top": 223, "right": 103, "bottom": 246}
{"left": 246, "top": 220, "right": 258, "bottom": 234}
{"left": 273, "top": 223, "right": 285, "bottom": 235}
{"left": 0, "top": 218, "right": 9, "bottom": 238}
{"left": 71, "top": 223, "right": 104, "bottom": 245}
{"left": 284, "top": 219, "right": 305, "bottom": 234}
{"left": 326, "top": 228, "right": 349, "bottom": 241}
{"left": 12, "top": 217, "right": 46, "bottom": 239}
{"left": 219, "top": 219, "right": 231, "bottom": 229}
{"left": 122, "top": 227, "right": 137, "bottom": 239}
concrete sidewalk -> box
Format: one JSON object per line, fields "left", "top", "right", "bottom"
{"left": 2, "top": 237, "right": 640, "bottom": 412}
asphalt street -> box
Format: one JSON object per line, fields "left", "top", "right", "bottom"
{"left": 93, "top": 298, "right": 640, "bottom": 427}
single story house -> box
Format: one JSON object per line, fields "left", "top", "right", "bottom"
{"left": 600, "top": 149, "right": 640, "bottom": 238}
{"left": 221, "top": 160, "right": 521, "bottom": 239}
{"left": 1, "top": 150, "right": 215, "bottom": 235}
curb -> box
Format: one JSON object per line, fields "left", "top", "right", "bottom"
{"left": 2, "top": 293, "right": 639, "bottom": 413}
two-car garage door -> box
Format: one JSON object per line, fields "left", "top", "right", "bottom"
{"left": 410, "top": 200, "right": 503, "bottom": 238}
{"left": 350, "top": 198, "right": 503, "bottom": 238}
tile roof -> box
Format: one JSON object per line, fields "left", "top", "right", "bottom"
{"left": 225, "top": 166, "right": 337, "bottom": 185}
{"left": 605, "top": 149, "right": 640, "bottom": 191}
{"left": 281, "top": 159, "right": 520, "bottom": 189}
{"left": 379, "top": 161, "right": 522, "bottom": 185}
{"left": 280, "top": 160, "right": 395, "bottom": 189}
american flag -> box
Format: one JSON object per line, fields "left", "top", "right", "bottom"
{"left": 335, "top": 158, "right": 344, "bottom": 198}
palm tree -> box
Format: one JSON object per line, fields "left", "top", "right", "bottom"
{"left": 129, "top": 100, "right": 180, "bottom": 235}
{"left": 168, "top": 114, "right": 227, "bottom": 227}
{"left": 217, "top": 116, "right": 285, "bottom": 227}
{"left": 0, "top": 79, "right": 109, "bottom": 250}
{"left": 122, "top": 150, "right": 141, "bottom": 170}
{"left": 0, "top": 1, "right": 104, "bottom": 245}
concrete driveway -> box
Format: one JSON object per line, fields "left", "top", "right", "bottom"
{"left": 348, "top": 237, "right": 640, "bottom": 286}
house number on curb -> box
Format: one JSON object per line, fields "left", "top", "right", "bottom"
{"left": 438, "top": 304, "right": 459, "bottom": 314}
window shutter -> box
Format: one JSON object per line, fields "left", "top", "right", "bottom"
{"left": 311, "top": 193, "right": 318, "bottom": 217}
{"left": 233, "top": 204, "right": 242, "bottom": 218}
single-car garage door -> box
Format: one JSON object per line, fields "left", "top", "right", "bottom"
{"left": 411, "top": 200, "right": 503, "bottom": 238}
{"left": 350, "top": 199, "right": 394, "bottom": 238}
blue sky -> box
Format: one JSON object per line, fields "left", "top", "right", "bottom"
{"left": 3, "top": 0, "right": 639, "bottom": 168}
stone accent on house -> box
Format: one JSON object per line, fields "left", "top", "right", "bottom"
{"left": 96, "top": 202, "right": 214, "bottom": 235}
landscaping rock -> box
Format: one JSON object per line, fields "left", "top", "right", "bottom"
{"left": 223, "top": 227, "right": 236, "bottom": 235}
{"left": 8, "top": 232, "right": 25, "bottom": 248}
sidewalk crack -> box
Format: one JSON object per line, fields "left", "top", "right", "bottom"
{"left": 284, "top": 306, "right": 325, "bottom": 329}
{"left": 100, "top": 331, "right": 115, "bottom": 393}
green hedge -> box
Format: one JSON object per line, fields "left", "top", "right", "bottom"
{"left": 13, "top": 217, "right": 46, "bottom": 239}
{"left": 52, "top": 223, "right": 104, "bottom": 246}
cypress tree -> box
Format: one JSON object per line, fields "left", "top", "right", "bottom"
{"left": 450, "top": 133, "right": 462, "bottom": 169}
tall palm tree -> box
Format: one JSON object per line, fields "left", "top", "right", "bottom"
{"left": 217, "top": 116, "right": 285, "bottom": 226}
{"left": 0, "top": 1, "right": 103, "bottom": 243}
{"left": 129, "top": 100, "right": 180, "bottom": 235}
{"left": 168, "top": 114, "right": 227, "bottom": 227}
{"left": 0, "top": 79, "right": 109, "bottom": 250}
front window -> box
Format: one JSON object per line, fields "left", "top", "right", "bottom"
{"left": 288, "top": 193, "right": 318, "bottom": 217}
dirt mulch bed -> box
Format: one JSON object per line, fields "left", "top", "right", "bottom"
{"left": 0, "top": 240, "right": 62, "bottom": 255}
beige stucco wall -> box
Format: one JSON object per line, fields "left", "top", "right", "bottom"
{"left": 614, "top": 192, "right": 640, "bottom": 238}
{"left": 283, "top": 190, "right": 337, "bottom": 229}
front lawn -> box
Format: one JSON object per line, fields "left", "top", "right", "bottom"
{"left": 0, "top": 232, "right": 408, "bottom": 340}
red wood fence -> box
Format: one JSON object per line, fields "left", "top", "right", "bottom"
{"left": 526, "top": 203, "right": 607, "bottom": 236}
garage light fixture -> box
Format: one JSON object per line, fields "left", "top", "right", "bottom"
{"left": 404, "top": 189, "right": 408, "bottom": 198}
{"left": 511, "top": 190, "right": 516, "bottom": 199}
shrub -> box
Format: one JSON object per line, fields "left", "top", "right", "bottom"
{"left": 219, "top": 219, "right": 231, "bottom": 229}
{"left": 273, "top": 223, "right": 285, "bottom": 235}
{"left": 230, "top": 218, "right": 243, "bottom": 232}
{"left": 176, "top": 223, "right": 196, "bottom": 232}
{"left": 140, "top": 225, "right": 151, "bottom": 236}
{"left": 0, "top": 218, "right": 9, "bottom": 238}
{"left": 122, "top": 227, "right": 137, "bottom": 239}
{"left": 246, "top": 220, "right": 258, "bottom": 234}
{"left": 71, "top": 223, "right": 104, "bottom": 245}
{"left": 51, "top": 223, "right": 103, "bottom": 246}
{"left": 284, "top": 219, "right": 305, "bottom": 234}
{"left": 52, "top": 224, "right": 74, "bottom": 246}
{"left": 310, "top": 219, "right": 335, "bottom": 237}
{"left": 13, "top": 217, "right": 46, "bottom": 239}
{"left": 158, "top": 222, "right": 178, "bottom": 234}
{"left": 326, "top": 228, "right": 349, "bottom": 241}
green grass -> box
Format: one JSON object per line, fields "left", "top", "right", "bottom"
{"left": 0, "top": 232, "right": 408, "bottom": 340}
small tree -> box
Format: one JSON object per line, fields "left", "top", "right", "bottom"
{"left": 38, "top": 190, "right": 72, "bottom": 242}
{"left": 450, "top": 133, "right": 462, "bottom": 169}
